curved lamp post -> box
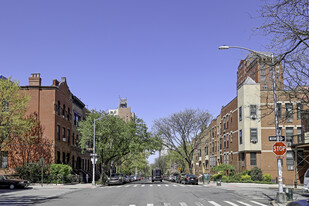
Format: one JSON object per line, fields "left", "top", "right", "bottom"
{"left": 219, "top": 45, "right": 286, "bottom": 203}
{"left": 92, "top": 115, "right": 104, "bottom": 185}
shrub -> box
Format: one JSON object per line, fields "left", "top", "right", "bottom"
{"left": 211, "top": 173, "right": 222, "bottom": 181}
{"left": 240, "top": 174, "right": 251, "bottom": 182}
{"left": 263, "top": 174, "right": 272, "bottom": 182}
{"left": 49, "top": 164, "right": 72, "bottom": 184}
{"left": 251, "top": 167, "right": 263, "bottom": 181}
{"left": 15, "top": 162, "right": 48, "bottom": 183}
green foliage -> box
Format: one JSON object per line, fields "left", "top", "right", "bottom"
{"left": 263, "top": 174, "right": 272, "bottom": 182}
{"left": 49, "top": 164, "right": 72, "bottom": 183}
{"left": 0, "top": 77, "right": 31, "bottom": 149}
{"left": 211, "top": 173, "right": 222, "bottom": 181}
{"left": 240, "top": 174, "right": 251, "bottom": 182}
{"left": 212, "top": 164, "right": 236, "bottom": 176}
{"left": 250, "top": 167, "right": 263, "bottom": 181}
{"left": 15, "top": 162, "right": 48, "bottom": 183}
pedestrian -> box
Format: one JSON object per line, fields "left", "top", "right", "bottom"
{"left": 86, "top": 174, "right": 89, "bottom": 183}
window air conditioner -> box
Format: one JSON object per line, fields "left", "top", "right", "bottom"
{"left": 251, "top": 115, "right": 257, "bottom": 120}
{"left": 251, "top": 140, "right": 257, "bottom": 144}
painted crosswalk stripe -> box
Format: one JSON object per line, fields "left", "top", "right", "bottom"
{"left": 209, "top": 201, "right": 222, "bottom": 206}
{"left": 195, "top": 202, "right": 204, "bottom": 206}
{"left": 129, "top": 205, "right": 135, "bottom": 206}
{"left": 125, "top": 185, "right": 130, "bottom": 187}
{"left": 133, "top": 185, "right": 138, "bottom": 187}
{"left": 180, "top": 184, "right": 185, "bottom": 187}
{"left": 225, "top": 201, "right": 239, "bottom": 206}
{"left": 165, "top": 184, "right": 169, "bottom": 187}
{"left": 237, "top": 201, "right": 252, "bottom": 206}
{"left": 150, "top": 185, "right": 153, "bottom": 187}
{"left": 141, "top": 185, "right": 145, "bottom": 187}
{"left": 173, "top": 184, "right": 177, "bottom": 187}
{"left": 250, "top": 201, "right": 267, "bottom": 206}
{"left": 180, "top": 202, "right": 188, "bottom": 206}
{"left": 158, "top": 184, "right": 161, "bottom": 187}
{"left": 147, "top": 204, "right": 153, "bottom": 206}
{"left": 164, "top": 203, "right": 171, "bottom": 206}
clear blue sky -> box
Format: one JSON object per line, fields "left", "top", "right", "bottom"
{"left": 0, "top": 0, "right": 270, "bottom": 163}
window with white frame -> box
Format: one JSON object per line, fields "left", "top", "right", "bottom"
{"left": 239, "top": 106, "right": 242, "bottom": 121}
{"left": 286, "top": 127, "right": 294, "bottom": 145}
{"left": 286, "top": 151, "right": 294, "bottom": 170}
{"left": 250, "top": 128, "right": 258, "bottom": 143}
{"left": 239, "top": 130, "right": 243, "bottom": 144}
{"left": 286, "top": 103, "right": 293, "bottom": 122}
{"left": 250, "top": 152, "right": 257, "bottom": 166}
{"left": 250, "top": 105, "right": 257, "bottom": 119}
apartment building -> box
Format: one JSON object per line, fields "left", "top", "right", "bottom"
{"left": 1, "top": 73, "right": 92, "bottom": 176}
{"left": 108, "top": 97, "right": 135, "bottom": 122}
{"left": 193, "top": 53, "right": 308, "bottom": 185}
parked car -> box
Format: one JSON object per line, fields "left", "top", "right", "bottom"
{"left": 171, "top": 173, "right": 179, "bottom": 182}
{"left": 107, "top": 173, "right": 125, "bottom": 185}
{"left": 181, "top": 174, "right": 198, "bottom": 185}
{"left": 303, "top": 168, "right": 309, "bottom": 193}
{"left": 0, "top": 175, "right": 30, "bottom": 189}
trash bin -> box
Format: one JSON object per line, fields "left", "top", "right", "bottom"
{"left": 284, "top": 187, "right": 294, "bottom": 201}
{"left": 216, "top": 180, "right": 221, "bottom": 186}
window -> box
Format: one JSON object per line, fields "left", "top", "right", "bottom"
{"left": 72, "top": 133, "right": 75, "bottom": 146}
{"left": 250, "top": 152, "right": 257, "bottom": 166}
{"left": 286, "top": 127, "right": 294, "bottom": 145}
{"left": 62, "top": 127, "right": 66, "bottom": 142}
{"left": 198, "top": 149, "right": 201, "bottom": 157}
{"left": 250, "top": 128, "right": 258, "bottom": 143}
{"left": 67, "top": 107, "right": 70, "bottom": 120}
{"left": 57, "top": 101, "right": 61, "bottom": 115}
{"left": 227, "top": 117, "right": 229, "bottom": 129}
{"left": 278, "top": 127, "right": 282, "bottom": 136}
{"left": 239, "top": 106, "right": 242, "bottom": 121}
{"left": 66, "top": 153, "right": 70, "bottom": 165}
{"left": 57, "top": 151, "right": 61, "bottom": 164}
{"left": 286, "top": 151, "right": 294, "bottom": 170}
{"left": 205, "top": 145, "right": 208, "bottom": 156}
{"left": 250, "top": 105, "right": 257, "bottom": 119}
{"left": 297, "top": 103, "right": 302, "bottom": 120}
{"left": 297, "top": 127, "right": 302, "bottom": 143}
{"left": 67, "top": 129, "right": 70, "bottom": 145}
{"left": 239, "top": 130, "right": 243, "bottom": 144}
{"left": 227, "top": 154, "right": 229, "bottom": 165}
{"left": 62, "top": 152, "right": 65, "bottom": 164}
{"left": 1, "top": 151, "right": 8, "bottom": 168}
{"left": 260, "top": 75, "right": 266, "bottom": 82}
{"left": 62, "top": 104, "right": 66, "bottom": 118}
{"left": 224, "top": 136, "right": 226, "bottom": 149}
{"left": 277, "top": 103, "right": 282, "bottom": 118}
{"left": 286, "top": 103, "right": 293, "bottom": 122}
{"left": 57, "top": 125, "right": 60, "bottom": 140}
{"left": 263, "top": 84, "right": 268, "bottom": 90}
{"left": 227, "top": 134, "right": 229, "bottom": 148}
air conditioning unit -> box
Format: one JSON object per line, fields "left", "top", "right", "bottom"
{"left": 287, "top": 142, "right": 292, "bottom": 147}
{"left": 251, "top": 140, "right": 257, "bottom": 144}
{"left": 288, "top": 165, "right": 294, "bottom": 170}
{"left": 251, "top": 115, "right": 257, "bottom": 120}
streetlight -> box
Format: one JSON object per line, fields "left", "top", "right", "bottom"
{"left": 92, "top": 115, "right": 104, "bottom": 185}
{"left": 219, "top": 45, "right": 286, "bottom": 203}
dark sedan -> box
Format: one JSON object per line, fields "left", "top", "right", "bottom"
{"left": 0, "top": 175, "right": 30, "bottom": 189}
{"left": 182, "top": 174, "right": 198, "bottom": 185}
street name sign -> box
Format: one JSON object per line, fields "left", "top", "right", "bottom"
{"left": 269, "top": 136, "right": 285, "bottom": 141}
{"left": 272, "top": 142, "right": 287, "bottom": 156}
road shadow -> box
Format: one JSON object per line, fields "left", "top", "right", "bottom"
{"left": 0, "top": 194, "right": 60, "bottom": 205}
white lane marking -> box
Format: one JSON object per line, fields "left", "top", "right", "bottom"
{"left": 165, "top": 184, "right": 169, "bottom": 187}
{"left": 125, "top": 185, "right": 130, "bottom": 187}
{"left": 180, "top": 202, "right": 188, "bottom": 206}
{"left": 173, "top": 184, "right": 177, "bottom": 187}
{"left": 129, "top": 205, "right": 135, "bottom": 206}
{"left": 250, "top": 201, "right": 268, "bottom": 206}
{"left": 150, "top": 185, "right": 153, "bottom": 187}
{"left": 195, "top": 202, "right": 204, "bottom": 206}
{"left": 147, "top": 204, "right": 153, "bottom": 206}
{"left": 164, "top": 203, "right": 171, "bottom": 206}
{"left": 188, "top": 185, "right": 193, "bottom": 187}
{"left": 209, "top": 201, "right": 222, "bottom": 206}
{"left": 225, "top": 201, "right": 239, "bottom": 206}
{"left": 237, "top": 201, "right": 252, "bottom": 206}
{"left": 141, "top": 185, "right": 145, "bottom": 187}
{"left": 133, "top": 185, "right": 138, "bottom": 187}
{"left": 116, "top": 185, "right": 122, "bottom": 188}
{"left": 157, "top": 184, "right": 161, "bottom": 187}
{"left": 180, "top": 184, "right": 185, "bottom": 187}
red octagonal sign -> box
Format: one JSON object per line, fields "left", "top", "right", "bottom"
{"left": 273, "top": 142, "right": 287, "bottom": 156}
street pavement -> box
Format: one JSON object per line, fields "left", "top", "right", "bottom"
{"left": 0, "top": 180, "right": 307, "bottom": 206}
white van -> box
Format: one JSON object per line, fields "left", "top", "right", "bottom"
{"left": 302, "top": 168, "right": 309, "bottom": 193}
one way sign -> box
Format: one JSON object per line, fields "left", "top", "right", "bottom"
{"left": 269, "top": 136, "right": 285, "bottom": 141}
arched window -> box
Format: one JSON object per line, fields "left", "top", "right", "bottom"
{"left": 62, "top": 104, "right": 66, "bottom": 117}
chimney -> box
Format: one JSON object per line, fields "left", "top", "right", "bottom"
{"left": 52, "top": 79, "right": 59, "bottom": 86}
{"left": 29, "top": 73, "right": 41, "bottom": 86}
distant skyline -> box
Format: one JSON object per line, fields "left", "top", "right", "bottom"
{"left": 0, "top": 0, "right": 270, "bottom": 163}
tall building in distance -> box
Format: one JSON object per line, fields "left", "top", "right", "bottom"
{"left": 109, "top": 97, "right": 135, "bottom": 122}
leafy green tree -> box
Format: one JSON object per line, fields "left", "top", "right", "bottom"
{"left": 0, "top": 77, "right": 31, "bottom": 151}
{"left": 212, "top": 164, "right": 236, "bottom": 176}
{"left": 78, "top": 110, "right": 161, "bottom": 184}
{"left": 49, "top": 164, "right": 72, "bottom": 183}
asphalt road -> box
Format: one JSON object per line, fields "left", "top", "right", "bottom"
{"left": 36, "top": 180, "right": 271, "bottom": 206}
{"left": 0, "top": 180, "right": 307, "bottom": 206}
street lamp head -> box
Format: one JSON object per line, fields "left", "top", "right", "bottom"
{"left": 218, "top": 45, "right": 230, "bottom": 50}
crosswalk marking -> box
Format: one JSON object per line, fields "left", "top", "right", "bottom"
{"left": 209, "top": 201, "right": 222, "bottom": 206}
{"left": 173, "top": 184, "right": 177, "bottom": 187}
{"left": 158, "top": 184, "right": 161, "bottom": 187}
{"left": 133, "top": 185, "right": 138, "bottom": 187}
{"left": 165, "top": 184, "right": 169, "bottom": 187}
{"left": 147, "top": 204, "right": 153, "bottom": 206}
{"left": 179, "top": 202, "right": 188, "bottom": 206}
{"left": 195, "top": 202, "right": 204, "bottom": 206}
{"left": 237, "top": 201, "right": 252, "bottom": 206}
{"left": 225, "top": 201, "right": 239, "bottom": 206}
{"left": 164, "top": 203, "right": 171, "bottom": 206}
{"left": 141, "top": 185, "right": 145, "bottom": 187}
{"left": 250, "top": 201, "right": 267, "bottom": 206}
{"left": 125, "top": 185, "right": 130, "bottom": 187}
{"left": 180, "top": 184, "right": 185, "bottom": 187}
{"left": 150, "top": 185, "right": 153, "bottom": 187}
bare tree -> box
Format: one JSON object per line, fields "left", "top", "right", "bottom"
{"left": 258, "top": 0, "right": 309, "bottom": 107}
{"left": 152, "top": 109, "right": 212, "bottom": 174}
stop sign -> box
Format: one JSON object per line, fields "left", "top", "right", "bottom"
{"left": 273, "top": 142, "right": 287, "bottom": 156}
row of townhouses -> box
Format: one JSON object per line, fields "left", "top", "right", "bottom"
{"left": 0, "top": 73, "right": 134, "bottom": 181}
{"left": 192, "top": 53, "right": 309, "bottom": 185}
